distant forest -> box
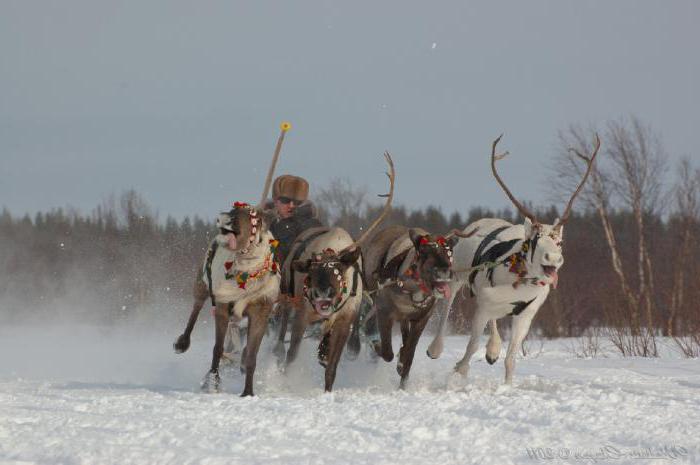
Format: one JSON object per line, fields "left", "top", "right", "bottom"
{"left": 1, "top": 189, "right": 697, "bottom": 340}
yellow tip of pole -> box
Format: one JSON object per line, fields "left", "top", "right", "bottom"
{"left": 280, "top": 121, "right": 292, "bottom": 132}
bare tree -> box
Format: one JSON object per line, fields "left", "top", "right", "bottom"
{"left": 554, "top": 117, "right": 667, "bottom": 356}
{"left": 670, "top": 158, "right": 700, "bottom": 354}
{"left": 315, "top": 178, "right": 368, "bottom": 236}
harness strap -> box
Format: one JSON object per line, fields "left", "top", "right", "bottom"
{"left": 350, "top": 265, "right": 360, "bottom": 297}
{"left": 205, "top": 240, "right": 219, "bottom": 305}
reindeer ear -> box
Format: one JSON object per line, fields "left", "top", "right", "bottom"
{"left": 523, "top": 217, "right": 534, "bottom": 237}
{"left": 339, "top": 247, "right": 361, "bottom": 267}
{"left": 557, "top": 224, "right": 564, "bottom": 239}
{"left": 447, "top": 236, "right": 459, "bottom": 250}
{"left": 292, "top": 259, "right": 312, "bottom": 273}
{"left": 409, "top": 229, "right": 425, "bottom": 249}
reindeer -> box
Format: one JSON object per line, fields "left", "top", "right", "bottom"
{"left": 173, "top": 202, "right": 280, "bottom": 396}
{"left": 362, "top": 224, "right": 477, "bottom": 389}
{"left": 426, "top": 134, "right": 600, "bottom": 384}
{"left": 276, "top": 153, "right": 395, "bottom": 392}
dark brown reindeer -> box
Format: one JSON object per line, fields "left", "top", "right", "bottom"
{"left": 173, "top": 202, "right": 280, "bottom": 396}
{"left": 276, "top": 152, "right": 395, "bottom": 391}
{"left": 362, "top": 225, "right": 476, "bottom": 388}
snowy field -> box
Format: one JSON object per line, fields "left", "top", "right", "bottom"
{"left": 1, "top": 318, "right": 698, "bottom": 465}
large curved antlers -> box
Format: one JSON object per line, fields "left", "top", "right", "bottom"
{"left": 348, "top": 151, "right": 395, "bottom": 250}
{"left": 555, "top": 133, "right": 601, "bottom": 229}
{"left": 491, "top": 134, "right": 539, "bottom": 224}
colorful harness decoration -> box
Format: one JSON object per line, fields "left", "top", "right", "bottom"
{"left": 224, "top": 239, "right": 280, "bottom": 289}
{"left": 504, "top": 239, "right": 548, "bottom": 288}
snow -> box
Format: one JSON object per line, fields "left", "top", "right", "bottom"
{"left": 1, "top": 321, "right": 698, "bottom": 465}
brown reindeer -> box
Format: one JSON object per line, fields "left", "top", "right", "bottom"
{"left": 275, "top": 152, "right": 395, "bottom": 391}
{"left": 173, "top": 202, "right": 279, "bottom": 396}
{"left": 362, "top": 225, "right": 476, "bottom": 388}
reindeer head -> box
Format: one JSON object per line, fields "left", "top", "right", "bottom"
{"left": 519, "top": 218, "right": 564, "bottom": 287}
{"left": 408, "top": 230, "right": 458, "bottom": 298}
{"left": 215, "top": 202, "right": 269, "bottom": 253}
{"left": 490, "top": 134, "right": 600, "bottom": 288}
{"left": 293, "top": 247, "right": 361, "bottom": 317}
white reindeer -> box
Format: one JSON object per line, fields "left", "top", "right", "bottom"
{"left": 426, "top": 134, "right": 600, "bottom": 384}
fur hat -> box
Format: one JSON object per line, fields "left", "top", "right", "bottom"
{"left": 272, "top": 175, "right": 309, "bottom": 201}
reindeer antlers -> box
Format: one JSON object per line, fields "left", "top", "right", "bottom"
{"left": 555, "top": 133, "right": 601, "bottom": 229}
{"left": 445, "top": 227, "right": 479, "bottom": 240}
{"left": 491, "top": 134, "right": 539, "bottom": 224}
{"left": 348, "top": 151, "right": 395, "bottom": 249}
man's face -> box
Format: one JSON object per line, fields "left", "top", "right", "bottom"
{"left": 274, "top": 196, "right": 300, "bottom": 219}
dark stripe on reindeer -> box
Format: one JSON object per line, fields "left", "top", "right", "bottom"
{"left": 205, "top": 240, "right": 219, "bottom": 305}
{"left": 530, "top": 234, "right": 539, "bottom": 262}
{"left": 469, "top": 237, "right": 520, "bottom": 293}
{"left": 468, "top": 226, "right": 510, "bottom": 295}
{"left": 509, "top": 297, "right": 536, "bottom": 316}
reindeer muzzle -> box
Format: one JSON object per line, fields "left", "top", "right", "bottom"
{"left": 542, "top": 265, "right": 559, "bottom": 289}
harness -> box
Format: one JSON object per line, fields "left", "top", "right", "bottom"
{"left": 464, "top": 234, "right": 548, "bottom": 292}
{"left": 224, "top": 239, "right": 280, "bottom": 289}
{"left": 372, "top": 237, "right": 448, "bottom": 310}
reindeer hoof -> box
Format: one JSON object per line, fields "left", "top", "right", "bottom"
{"left": 240, "top": 390, "right": 254, "bottom": 397}
{"left": 173, "top": 334, "right": 190, "bottom": 353}
{"left": 201, "top": 371, "right": 221, "bottom": 393}
{"left": 485, "top": 354, "right": 499, "bottom": 365}
{"left": 426, "top": 349, "right": 439, "bottom": 360}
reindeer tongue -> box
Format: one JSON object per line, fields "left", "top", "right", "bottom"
{"left": 227, "top": 233, "right": 237, "bottom": 250}
{"left": 550, "top": 270, "right": 559, "bottom": 289}
{"left": 434, "top": 282, "right": 451, "bottom": 301}
{"left": 314, "top": 300, "right": 333, "bottom": 317}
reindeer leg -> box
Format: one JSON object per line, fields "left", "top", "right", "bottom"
{"left": 396, "top": 319, "right": 410, "bottom": 376}
{"left": 285, "top": 305, "right": 308, "bottom": 368}
{"left": 273, "top": 303, "right": 290, "bottom": 365}
{"left": 398, "top": 311, "right": 431, "bottom": 389}
{"left": 374, "top": 300, "right": 394, "bottom": 363}
{"left": 454, "top": 311, "right": 489, "bottom": 377}
{"left": 344, "top": 307, "right": 362, "bottom": 361}
{"left": 426, "top": 282, "right": 461, "bottom": 359}
{"left": 504, "top": 314, "right": 535, "bottom": 385}
{"left": 485, "top": 319, "right": 502, "bottom": 365}
{"left": 241, "top": 301, "right": 273, "bottom": 397}
{"left": 201, "top": 302, "right": 229, "bottom": 392}
{"left": 222, "top": 315, "right": 243, "bottom": 364}
{"left": 173, "top": 279, "right": 208, "bottom": 353}
{"left": 324, "top": 313, "right": 353, "bottom": 392}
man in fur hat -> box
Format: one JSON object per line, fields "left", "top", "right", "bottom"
{"left": 269, "top": 175, "right": 324, "bottom": 268}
